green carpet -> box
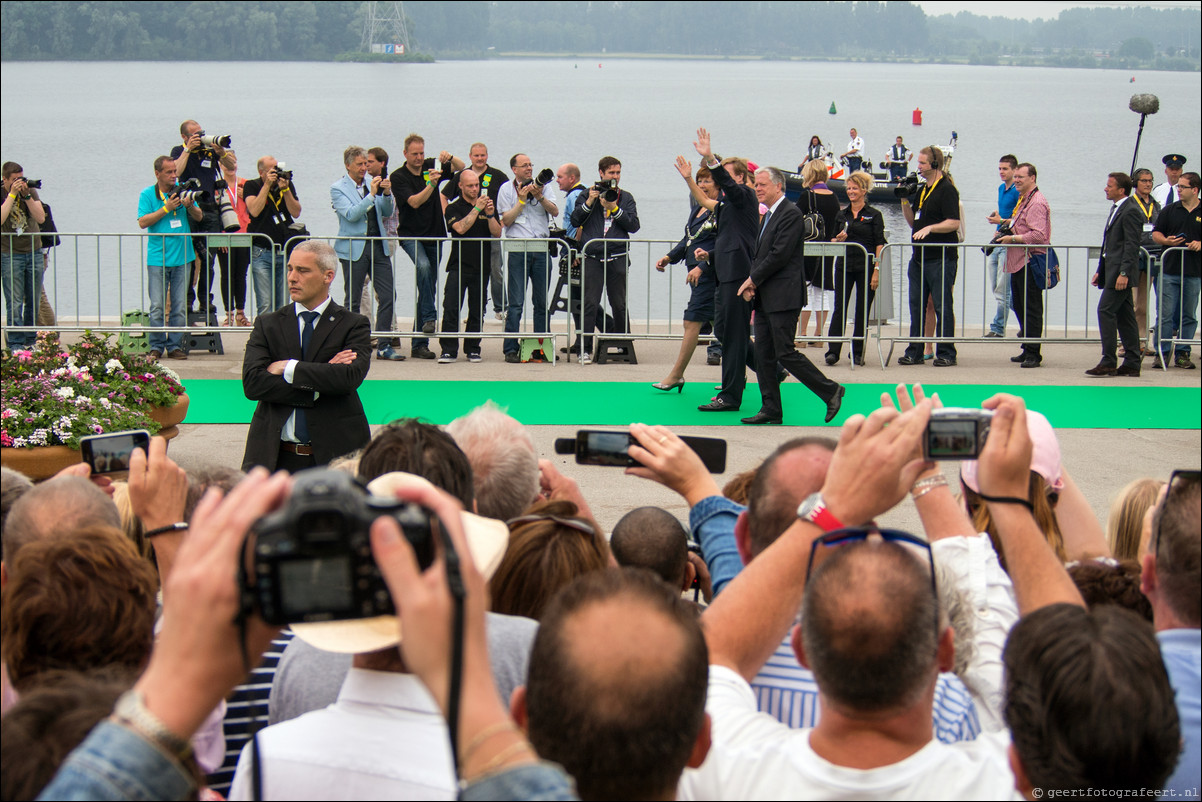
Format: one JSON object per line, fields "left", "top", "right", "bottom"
{"left": 180, "top": 380, "right": 1200, "bottom": 430}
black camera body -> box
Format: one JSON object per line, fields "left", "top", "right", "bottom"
{"left": 274, "top": 163, "right": 294, "bottom": 182}
{"left": 23, "top": 179, "right": 42, "bottom": 190}
{"left": 893, "top": 172, "right": 921, "bottom": 198}
{"left": 243, "top": 469, "right": 435, "bottom": 625}
{"left": 170, "top": 177, "right": 204, "bottom": 205}
{"left": 593, "top": 179, "right": 619, "bottom": 203}
{"left": 520, "top": 168, "right": 555, "bottom": 190}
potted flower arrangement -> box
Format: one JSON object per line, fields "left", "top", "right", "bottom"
{"left": 1, "top": 332, "right": 188, "bottom": 478}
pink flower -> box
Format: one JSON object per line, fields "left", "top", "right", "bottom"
{"left": 15, "top": 351, "right": 32, "bottom": 362}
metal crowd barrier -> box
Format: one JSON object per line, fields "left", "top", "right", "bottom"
{"left": 1148, "top": 246, "right": 1200, "bottom": 372}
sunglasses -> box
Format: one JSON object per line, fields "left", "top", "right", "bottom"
{"left": 506, "top": 513, "right": 597, "bottom": 538}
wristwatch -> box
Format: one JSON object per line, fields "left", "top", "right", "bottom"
{"left": 112, "top": 689, "right": 193, "bottom": 759}
{"left": 796, "top": 493, "right": 844, "bottom": 533}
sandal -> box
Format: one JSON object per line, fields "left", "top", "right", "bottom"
{"left": 235, "top": 310, "right": 251, "bottom": 327}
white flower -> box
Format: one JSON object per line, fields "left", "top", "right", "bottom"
{"left": 51, "top": 367, "right": 69, "bottom": 377}
{"left": 55, "top": 387, "right": 75, "bottom": 399}
{"left": 98, "top": 397, "right": 112, "bottom": 409}
{"left": 158, "top": 365, "right": 182, "bottom": 382}
{"left": 105, "top": 359, "right": 124, "bottom": 373}
{"left": 12, "top": 437, "right": 28, "bottom": 448}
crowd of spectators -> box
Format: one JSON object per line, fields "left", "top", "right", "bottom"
{"left": 0, "top": 386, "right": 1197, "bottom": 801}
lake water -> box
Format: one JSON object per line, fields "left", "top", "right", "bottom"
{"left": 1, "top": 59, "right": 1198, "bottom": 325}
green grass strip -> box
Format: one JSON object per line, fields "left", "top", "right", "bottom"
{"left": 180, "top": 379, "right": 1199, "bottom": 430}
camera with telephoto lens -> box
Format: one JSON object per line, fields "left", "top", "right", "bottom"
{"left": 199, "top": 133, "right": 233, "bottom": 149}
{"left": 213, "top": 184, "right": 241, "bottom": 232}
{"left": 593, "top": 179, "right": 619, "bottom": 203}
{"left": 924, "top": 408, "right": 994, "bottom": 461}
{"left": 170, "top": 177, "right": 204, "bottom": 205}
{"left": 893, "top": 172, "right": 921, "bottom": 198}
{"left": 22, "top": 179, "right": 42, "bottom": 190}
{"left": 273, "top": 163, "right": 293, "bottom": 182}
{"left": 519, "top": 168, "right": 555, "bottom": 190}
{"left": 242, "top": 468, "right": 436, "bottom": 625}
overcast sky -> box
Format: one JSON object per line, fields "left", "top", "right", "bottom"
{"left": 914, "top": 1, "right": 1199, "bottom": 21}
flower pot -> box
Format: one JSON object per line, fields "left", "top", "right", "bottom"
{"left": 1, "top": 445, "right": 83, "bottom": 480}
{"left": 148, "top": 393, "right": 190, "bottom": 429}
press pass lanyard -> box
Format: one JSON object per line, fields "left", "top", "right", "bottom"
{"left": 917, "top": 177, "right": 941, "bottom": 213}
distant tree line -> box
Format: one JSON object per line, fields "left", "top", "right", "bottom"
{"left": 2, "top": 0, "right": 1198, "bottom": 70}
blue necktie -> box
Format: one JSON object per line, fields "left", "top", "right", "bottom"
{"left": 758, "top": 209, "right": 772, "bottom": 242}
{"left": 295, "top": 311, "right": 319, "bottom": 443}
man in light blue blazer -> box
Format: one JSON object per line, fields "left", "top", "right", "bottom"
{"left": 331, "top": 145, "right": 403, "bottom": 360}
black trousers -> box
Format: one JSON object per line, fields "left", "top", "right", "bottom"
{"left": 715, "top": 280, "right": 753, "bottom": 406}
{"left": 827, "top": 267, "right": 875, "bottom": 361}
{"left": 753, "top": 305, "right": 840, "bottom": 419}
{"left": 439, "top": 265, "right": 484, "bottom": 357}
{"left": 581, "top": 255, "right": 628, "bottom": 351}
{"left": 1010, "top": 264, "right": 1044, "bottom": 360}
{"left": 215, "top": 245, "right": 250, "bottom": 313}
{"left": 1097, "top": 286, "right": 1140, "bottom": 368}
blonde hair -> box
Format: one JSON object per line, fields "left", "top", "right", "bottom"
{"left": 846, "top": 170, "right": 875, "bottom": 193}
{"left": 1106, "top": 478, "right": 1165, "bottom": 561}
{"left": 801, "top": 160, "right": 828, "bottom": 187}
{"left": 965, "top": 472, "right": 1064, "bottom": 569}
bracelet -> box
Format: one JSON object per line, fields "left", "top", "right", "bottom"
{"left": 460, "top": 721, "right": 519, "bottom": 766}
{"left": 518, "top": 200, "right": 525, "bottom": 205}
{"left": 161, "top": 205, "right": 170, "bottom": 215}
{"left": 911, "top": 474, "right": 948, "bottom": 499}
{"left": 7, "top": 193, "right": 15, "bottom": 200}
{"left": 470, "top": 739, "right": 535, "bottom": 780}
{"left": 145, "top": 522, "right": 188, "bottom": 538}
{"left": 975, "top": 492, "right": 1035, "bottom": 514}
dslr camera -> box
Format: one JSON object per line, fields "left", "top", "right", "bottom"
{"left": 893, "top": 172, "right": 921, "bottom": 198}
{"left": 22, "top": 179, "right": 43, "bottom": 190}
{"left": 924, "top": 408, "right": 994, "bottom": 461}
{"left": 242, "top": 468, "right": 436, "bottom": 625}
{"left": 272, "top": 162, "right": 294, "bottom": 182}
{"left": 212, "top": 179, "right": 241, "bottom": 232}
{"left": 519, "top": 167, "right": 555, "bottom": 190}
{"left": 593, "top": 178, "right": 619, "bottom": 203}
{"left": 170, "top": 177, "right": 204, "bottom": 205}
{"left": 199, "top": 132, "right": 233, "bottom": 149}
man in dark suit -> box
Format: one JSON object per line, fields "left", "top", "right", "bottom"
{"left": 736, "top": 168, "right": 844, "bottom": 425}
{"left": 242, "top": 240, "right": 372, "bottom": 472}
{"left": 693, "top": 128, "right": 758, "bottom": 412}
{"left": 1087, "top": 172, "right": 1144, "bottom": 377}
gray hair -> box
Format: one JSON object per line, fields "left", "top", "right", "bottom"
{"left": 756, "top": 166, "right": 786, "bottom": 188}
{"left": 343, "top": 146, "right": 366, "bottom": 167}
{"left": 3, "top": 477, "right": 121, "bottom": 569}
{"left": 446, "top": 402, "right": 539, "bottom": 522}
{"left": 292, "top": 240, "right": 339, "bottom": 275}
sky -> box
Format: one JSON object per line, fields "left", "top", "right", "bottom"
{"left": 914, "top": 1, "right": 1200, "bottom": 21}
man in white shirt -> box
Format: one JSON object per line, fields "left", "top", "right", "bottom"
{"left": 497, "top": 153, "right": 558, "bottom": 363}
{"left": 1152, "top": 153, "right": 1186, "bottom": 208}
{"left": 841, "top": 128, "right": 865, "bottom": 174}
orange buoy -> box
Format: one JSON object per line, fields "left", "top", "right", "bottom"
{"left": 912, "top": 108, "right": 923, "bottom": 126}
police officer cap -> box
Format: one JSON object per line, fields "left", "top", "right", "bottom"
{"left": 1162, "top": 154, "right": 1187, "bottom": 168}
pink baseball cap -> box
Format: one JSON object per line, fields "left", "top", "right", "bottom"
{"left": 960, "top": 409, "right": 1064, "bottom": 494}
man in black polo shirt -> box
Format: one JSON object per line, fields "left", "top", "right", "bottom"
{"left": 439, "top": 170, "right": 502, "bottom": 363}
{"left": 390, "top": 133, "right": 464, "bottom": 360}
{"left": 243, "top": 155, "right": 302, "bottom": 316}
{"left": 897, "top": 145, "right": 961, "bottom": 367}
{"left": 1151, "top": 170, "right": 1201, "bottom": 370}
{"left": 170, "top": 119, "right": 226, "bottom": 315}
{"left": 443, "top": 142, "right": 509, "bottom": 320}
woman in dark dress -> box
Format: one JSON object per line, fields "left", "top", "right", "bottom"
{"left": 797, "top": 160, "right": 841, "bottom": 347}
{"left": 827, "top": 171, "right": 886, "bottom": 366}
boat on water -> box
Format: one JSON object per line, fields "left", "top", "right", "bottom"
{"left": 782, "top": 132, "right": 958, "bottom": 205}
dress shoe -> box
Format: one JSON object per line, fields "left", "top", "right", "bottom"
{"left": 1115, "top": 364, "right": 1141, "bottom": 377}
{"left": 933, "top": 357, "right": 957, "bottom": 367}
{"left": 148, "top": 350, "right": 163, "bottom": 361}
{"left": 167, "top": 349, "right": 188, "bottom": 360}
{"left": 825, "top": 353, "right": 839, "bottom": 366}
{"left": 698, "top": 398, "right": 739, "bottom": 412}
{"left": 1084, "top": 363, "right": 1117, "bottom": 377}
{"left": 1020, "top": 357, "right": 1041, "bottom": 369}
{"left": 411, "top": 345, "right": 436, "bottom": 360}
{"left": 377, "top": 346, "right": 406, "bottom": 361}
{"left": 897, "top": 354, "right": 923, "bottom": 366}
{"left": 1010, "top": 354, "right": 1026, "bottom": 363}
{"left": 777, "top": 368, "right": 788, "bottom": 384}
{"left": 741, "top": 412, "right": 782, "bottom": 425}
{"left": 651, "top": 379, "right": 686, "bottom": 393}
{"left": 824, "top": 385, "right": 845, "bottom": 423}
{"left": 853, "top": 356, "right": 866, "bottom": 367}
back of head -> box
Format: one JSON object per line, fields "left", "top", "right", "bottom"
{"left": 610, "top": 507, "right": 689, "bottom": 588}
{"left": 0, "top": 466, "right": 33, "bottom": 532}
{"left": 1003, "top": 603, "right": 1179, "bottom": 791}
{"left": 801, "top": 159, "right": 828, "bottom": 186}
{"left": 184, "top": 464, "right": 247, "bottom": 521}
{"left": 489, "top": 499, "right": 608, "bottom": 621}
{"left": 1107, "top": 477, "right": 1164, "bottom": 562}
{"left": 526, "top": 568, "right": 708, "bottom": 801}
{"left": 2, "top": 476, "right": 121, "bottom": 570}
{"left": 1, "top": 526, "right": 158, "bottom": 691}
{"left": 1067, "top": 559, "right": 1153, "bottom": 622}
{"left": 358, "top": 418, "right": 474, "bottom": 509}
{"left": 446, "top": 402, "right": 538, "bottom": 523}
{"left": 745, "top": 437, "right": 836, "bottom": 558}
{"left": 1152, "top": 473, "right": 1201, "bottom": 627}
{"left": 801, "top": 539, "right": 940, "bottom": 712}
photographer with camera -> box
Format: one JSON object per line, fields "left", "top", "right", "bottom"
{"left": 137, "top": 156, "right": 203, "bottom": 360}
{"left": 245, "top": 156, "right": 303, "bottom": 317}
{"left": 570, "top": 156, "right": 641, "bottom": 364}
{"left": 171, "top": 120, "right": 229, "bottom": 316}
{"left": 498, "top": 153, "right": 559, "bottom": 363}
{"left": 897, "top": 145, "right": 961, "bottom": 367}
{"left": 1, "top": 162, "right": 46, "bottom": 350}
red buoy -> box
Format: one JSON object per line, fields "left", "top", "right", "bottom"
{"left": 912, "top": 108, "right": 923, "bottom": 126}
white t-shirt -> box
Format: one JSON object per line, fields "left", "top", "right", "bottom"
{"left": 678, "top": 665, "right": 1021, "bottom": 801}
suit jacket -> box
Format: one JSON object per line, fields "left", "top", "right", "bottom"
{"left": 570, "top": 188, "right": 640, "bottom": 261}
{"left": 241, "top": 300, "right": 372, "bottom": 471}
{"left": 749, "top": 200, "right": 806, "bottom": 314}
{"left": 708, "top": 162, "right": 759, "bottom": 284}
{"left": 1096, "top": 198, "right": 1143, "bottom": 288}
{"left": 330, "top": 175, "right": 395, "bottom": 261}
